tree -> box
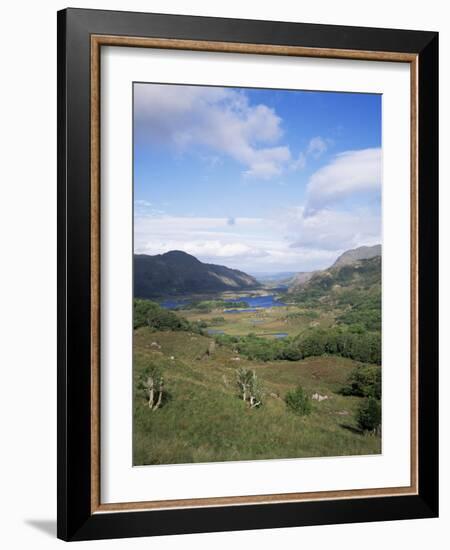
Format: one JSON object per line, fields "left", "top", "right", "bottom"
{"left": 285, "top": 385, "right": 312, "bottom": 416}
{"left": 248, "top": 373, "right": 264, "bottom": 409}
{"left": 236, "top": 368, "right": 264, "bottom": 408}
{"left": 133, "top": 298, "right": 203, "bottom": 333}
{"left": 138, "top": 364, "right": 166, "bottom": 411}
{"left": 340, "top": 365, "right": 381, "bottom": 399}
{"left": 236, "top": 367, "right": 252, "bottom": 402}
{"left": 357, "top": 397, "right": 381, "bottom": 434}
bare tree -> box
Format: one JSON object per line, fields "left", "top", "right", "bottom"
{"left": 248, "top": 374, "right": 264, "bottom": 409}
{"left": 138, "top": 365, "right": 165, "bottom": 411}
{"left": 236, "top": 367, "right": 253, "bottom": 402}
{"left": 236, "top": 368, "right": 264, "bottom": 408}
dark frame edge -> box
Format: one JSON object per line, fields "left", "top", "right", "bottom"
{"left": 57, "top": 8, "right": 68, "bottom": 542}
{"left": 417, "top": 32, "right": 439, "bottom": 519}
{"left": 67, "top": 494, "right": 437, "bottom": 542}
{"left": 57, "top": 7, "right": 94, "bottom": 541}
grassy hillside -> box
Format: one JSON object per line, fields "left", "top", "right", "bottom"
{"left": 133, "top": 248, "right": 382, "bottom": 466}
{"left": 289, "top": 256, "right": 381, "bottom": 333}
{"left": 133, "top": 328, "right": 381, "bottom": 465}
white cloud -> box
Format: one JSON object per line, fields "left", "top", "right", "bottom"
{"left": 290, "top": 151, "right": 306, "bottom": 171}
{"left": 172, "top": 241, "right": 268, "bottom": 259}
{"left": 289, "top": 136, "right": 329, "bottom": 172}
{"left": 134, "top": 214, "right": 273, "bottom": 268}
{"left": 285, "top": 206, "right": 380, "bottom": 252}
{"left": 135, "top": 200, "right": 152, "bottom": 207}
{"left": 135, "top": 84, "right": 292, "bottom": 180}
{"left": 307, "top": 136, "right": 329, "bottom": 158}
{"left": 134, "top": 200, "right": 165, "bottom": 217}
{"left": 304, "top": 148, "right": 381, "bottom": 214}
{"left": 133, "top": 209, "right": 380, "bottom": 273}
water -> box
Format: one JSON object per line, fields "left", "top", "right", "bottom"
{"left": 224, "top": 308, "right": 258, "bottom": 314}
{"left": 161, "top": 294, "right": 286, "bottom": 311}
{"left": 225, "top": 295, "right": 286, "bottom": 308}
{"left": 206, "top": 329, "right": 225, "bottom": 335}
{"left": 273, "top": 333, "right": 289, "bottom": 339}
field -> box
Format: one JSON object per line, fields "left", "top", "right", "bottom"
{"left": 133, "top": 303, "right": 381, "bottom": 465}
{"left": 181, "top": 302, "right": 335, "bottom": 339}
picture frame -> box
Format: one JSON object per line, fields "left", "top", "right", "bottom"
{"left": 57, "top": 7, "right": 438, "bottom": 541}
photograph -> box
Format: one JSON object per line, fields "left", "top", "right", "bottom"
{"left": 132, "top": 83, "right": 383, "bottom": 466}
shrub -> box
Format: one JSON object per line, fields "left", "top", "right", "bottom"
{"left": 285, "top": 385, "right": 312, "bottom": 416}
{"left": 357, "top": 397, "right": 381, "bottom": 434}
{"left": 340, "top": 365, "right": 381, "bottom": 399}
{"left": 133, "top": 298, "right": 204, "bottom": 334}
{"left": 279, "top": 343, "right": 303, "bottom": 361}
{"left": 211, "top": 316, "right": 226, "bottom": 324}
{"left": 187, "top": 299, "right": 249, "bottom": 312}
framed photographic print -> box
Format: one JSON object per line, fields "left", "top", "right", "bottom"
{"left": 57, "top": 8, "right": 438, "bottom": 541}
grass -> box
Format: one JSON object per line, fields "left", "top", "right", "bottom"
{"left": 133, "top": 327, "right": 381, "bottom": 465}
{"left": 182, "top": 304, "right": 335, "bottom": 338}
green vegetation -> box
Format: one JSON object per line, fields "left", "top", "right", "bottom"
{"left": 133, "top": 254, "right": 382, "bottom": 465}
{"left": 286, "top": 310, "right": 320, "bottom": 320}
{"left": 357, "top": 397, "right": 381, "bottom": 434}
{"left": 210, "top": 316, "right": 226, "bottom": 324}
{"left": 290, "top": 256, "right": 381, "bottom": 310}
{"left": 180, "top": 299, "right": 249, "bottom": 312}
{"left": 285, "top": 386, "right": 312, "bottom": 416}
{"left": 134, "top": 298, "right": 206, "bottom": 333}
{"left": 340, "top": 364, "right": 381, "bottom": 399}
{"left": 133, "top": 329, "right": 381, "bottom": 465}
{"left": 214, "top": 326, "right": 381, "bottom": 365}
{"left": 336, "top": 287, "right": 381, "bottom": 331}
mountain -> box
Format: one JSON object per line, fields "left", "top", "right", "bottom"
{"left": 251, "top": 271, "right": 298, "bottom": 283}
{"left": 288, "top": 270, "right": 316, "bottom": 288}
{"left": 288, "top": 255, "right": 381, "bottom": 332}
{"left": 331, "top": 244, "right": 382, "bottom": 269}
{"left": 288, "top": 244, "right": 381, "bottom": 295}
{"left": 134, "top": 250, "right": 260, "bottom": 298}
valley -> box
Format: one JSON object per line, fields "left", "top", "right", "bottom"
{"left": 133, "top": 245, "right": 382, "bottom": 465}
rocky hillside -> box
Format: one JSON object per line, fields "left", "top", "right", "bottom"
{"left": 134, "top": 250, "right": 260, "bottom": 298}
{"left": 331, "top": 244, "right": 381, "bottom": 269}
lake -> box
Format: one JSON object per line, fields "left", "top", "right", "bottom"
{"left": 224, "top": 295, "right": 286, "bottom": 310}
{"left": 161, "top": 294, "right": 286, "bottom": 311}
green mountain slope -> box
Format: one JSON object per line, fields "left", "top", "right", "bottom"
{"left": 288, "top": 255, "right": 381, "bottom": 332}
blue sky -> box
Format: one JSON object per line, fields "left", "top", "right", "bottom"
{"left": 134, "top": 83, "right": 381, "bottom": 273}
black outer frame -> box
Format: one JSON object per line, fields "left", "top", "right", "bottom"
{"left": 57, "top": 7, "right": 438, "bottom": 542}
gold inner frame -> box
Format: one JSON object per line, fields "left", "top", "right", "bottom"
{"left": 90, "top": 35, "right": 419, "bottom": 514}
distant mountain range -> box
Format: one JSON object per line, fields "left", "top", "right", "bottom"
{"left": 251, "top": 271, "right": 297, "bottom": 283}
{"left": 134, "top": 250, "right": 260, "bottom": 298}
{"left": 134, "top": 245, "right": 381, "bottom": 299}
